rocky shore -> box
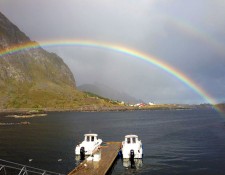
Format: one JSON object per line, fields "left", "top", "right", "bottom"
{"left": 6, "top": 113, "right": 47, "bottom": 118}
{"left": 0, "top": 121, "right": 30, "bottom": 126}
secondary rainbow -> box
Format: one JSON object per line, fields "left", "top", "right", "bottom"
{"left": 167, "top": 16, "right": 225, "bottom": 57}
{"left": 0, "top": 39, "right": 220, "bottom": 111}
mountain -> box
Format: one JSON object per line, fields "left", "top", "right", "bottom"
{"left": 78, "top": 83, "right": 142, "bottom": 104}
{"left": 0, "top": 12, "right": 116, "bottom": 109}
{"left": 0, "top": 11, "right": 75, "bottom": 86}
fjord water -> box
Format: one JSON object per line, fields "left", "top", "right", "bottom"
{"left": 0, "top": 109, "right": 225, "bottom": 175}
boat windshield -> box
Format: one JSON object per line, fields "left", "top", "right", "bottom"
{"left": 86, "top": 135, "right": 96, "bottom": 142}
{"left": 126, "top": 137, "right": 137, "bottom": 144}
{"left": 127, "top": 138, "right": 131, "bottom": 144}
{"left": 86, "top": 136, "right": 90, "bottom": 142}
{"left": 91, "top": 136, "right": 95, "bottom": 141}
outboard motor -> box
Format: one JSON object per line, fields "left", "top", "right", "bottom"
{"left": 80, "top": 147, "right": 85, "bottom": 160}
{"left": 130, "top": 149, "right": 135, "bottom": 168}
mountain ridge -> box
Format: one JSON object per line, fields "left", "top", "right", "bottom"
{"left": 0, "top": 11, "right": 118, "bottom": 109}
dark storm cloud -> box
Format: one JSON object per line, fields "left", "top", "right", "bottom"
{"left": 1, "top": 0, "right": 225, "bottom": 103}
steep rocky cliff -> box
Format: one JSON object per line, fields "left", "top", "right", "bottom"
{"left": 0, "top": 11, "right": 76, "bottom": 88}
{"left": 0, "top": 12, "right": 87, "bottom": 108}
{"left": 0, "top": 12, "right": 120, "bottom": 109}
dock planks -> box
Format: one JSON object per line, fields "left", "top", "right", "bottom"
{"left": 68, "top": 142, "right": 121, "bottom": 175}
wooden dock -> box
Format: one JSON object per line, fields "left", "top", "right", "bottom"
{"left": 68, "top": 142, "right": 121, "bottom": 175}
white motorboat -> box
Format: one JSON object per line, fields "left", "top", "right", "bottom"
{"left": 75, "top": 133, "right": 103, "bottom": 158}
{"left": 121, "top": 135, "right": 143, "bottom": 159}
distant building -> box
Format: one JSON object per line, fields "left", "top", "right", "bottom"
{"left": 120, "top": 101, "right": 125, "bottom": 105}
{"left": 148, "top": 102, "right": 155, "bottom": 105}
{"left": 134, "top": 103, "right": 141, "bottom": 107}
{"left": 134, "top": 103, "right": 146, "bottom": 108}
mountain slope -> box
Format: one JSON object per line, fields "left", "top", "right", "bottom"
{"left": 0, "top": 11, "right": 75, "bottom": 88}
{"left": 78, "top": 83, "right": 141, "bottom": 104}
{"left": 0, "top": 12, "right": 116, "bottom": 109}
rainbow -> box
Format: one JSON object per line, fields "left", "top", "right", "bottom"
{"left": 0, "top": 39, "right": 222, "bottom": 113}
{"left": 157, "top": 11, "right": 225, "bottom": 58}
{"left": 168, "top": 17, "right": 225, "bottom": 58}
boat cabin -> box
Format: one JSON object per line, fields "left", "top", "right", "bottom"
{"left": 125, "top": 135, "right": 138, "bottom": 144}
{"left": 84, "top": 134, "right": 98, "bottom": 142}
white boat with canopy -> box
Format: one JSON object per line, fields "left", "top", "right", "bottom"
{"left": 121, "top": 134, "right": 143, "bottom": 159}
{"left": 75, "top": 133, "right": 102, "bottom": 159}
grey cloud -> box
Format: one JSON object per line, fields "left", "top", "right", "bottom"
{"left": 1, "top": 0, "right": 225, "bottom": 103}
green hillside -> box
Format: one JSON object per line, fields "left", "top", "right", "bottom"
{"left": 0, "top": 11, "right": 119, "bottom": 110}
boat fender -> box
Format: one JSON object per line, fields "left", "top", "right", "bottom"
{"left": 118, "top": 150, "right": 122, "bottom": 158}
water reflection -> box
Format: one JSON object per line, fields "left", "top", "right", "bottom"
{"left": 75, "top": 155, "right": 83, "bottom": 162}
{"left": 122, "top": 159, "right": 143, "bottom": 169}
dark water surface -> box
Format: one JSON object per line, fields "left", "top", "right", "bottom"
{"left": 1, "top": 109, "right": 225, "bottom": 174}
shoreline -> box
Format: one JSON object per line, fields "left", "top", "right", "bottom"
{"left": 0, "top": 105, "right": 192, "bottom": 117}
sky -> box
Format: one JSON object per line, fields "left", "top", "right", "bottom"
{"left": 0, "top": 0, "right": 225, "bottom": 104}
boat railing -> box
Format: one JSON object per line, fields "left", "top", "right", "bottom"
{"left": 0, "top": 159, "right": 64, "bottom": 175}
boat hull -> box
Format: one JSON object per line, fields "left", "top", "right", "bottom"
{"left": 122, "top": 148, "right": 143, "bottom": 159}
{"left": 75, "top": 140, "right": 102, "bottom": 155}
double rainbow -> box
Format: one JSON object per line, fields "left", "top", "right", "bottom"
{"left": 0, "top": 39, "right": 222, "bottom": 114}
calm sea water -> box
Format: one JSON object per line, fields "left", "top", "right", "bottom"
{"left": 0, "top": 109, "right": 225, "bottom": 175}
